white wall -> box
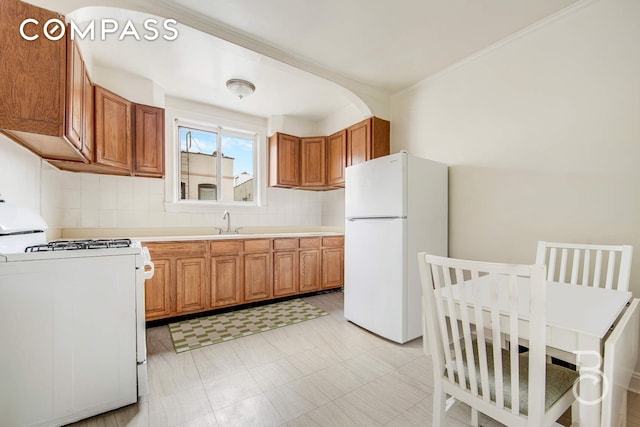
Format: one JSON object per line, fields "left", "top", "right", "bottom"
{"left": 0, "top": 134, "right": 62, "bottom": 235}
{"left": 391, "top": 0, "right": 640, "bottom": 382}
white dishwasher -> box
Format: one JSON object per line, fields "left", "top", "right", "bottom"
{"left": 0, "top": 202, "right": 154, "bottom": 427}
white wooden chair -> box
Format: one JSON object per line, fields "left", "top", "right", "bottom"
{"left": 535, "top": 241, "right": 633, "bottom": 291}
{"left": 601, "top": 298, "right": 639, "bottom": 427}
{"left": 418, "top": 253, "right": 578, "bottom": 427}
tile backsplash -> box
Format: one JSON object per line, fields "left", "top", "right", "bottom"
{"left": 56, "top": 171, "right": 329, "bottom": 230}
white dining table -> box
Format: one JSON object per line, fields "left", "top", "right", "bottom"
{"left": 444, "top": 278, "right": 632, "bottom": 427}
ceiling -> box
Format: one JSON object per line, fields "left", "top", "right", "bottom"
{"left": 34, "top": 0, "right": 583, "bottom": 120}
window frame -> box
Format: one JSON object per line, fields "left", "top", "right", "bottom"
{"left": 164, "top": 106, "right": 267, "bottom": 213}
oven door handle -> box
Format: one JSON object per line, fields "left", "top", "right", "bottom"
{"left": 142, "top": 247, "right": 155, "bottom": 280}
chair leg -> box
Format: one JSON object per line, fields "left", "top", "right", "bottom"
{"left": 433, "top": 386, "right": 447, "bottom": 427}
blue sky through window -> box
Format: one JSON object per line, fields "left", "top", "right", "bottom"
{"left": 179, "top": 127, "right": 254, "bottom": 176}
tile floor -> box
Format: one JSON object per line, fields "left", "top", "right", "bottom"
{"left": 69, "top": 291, "right": 639, "bottom": 427}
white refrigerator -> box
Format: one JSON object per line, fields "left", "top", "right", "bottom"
{"left": 344, "top": 151, "right": 447, "bottom": 344}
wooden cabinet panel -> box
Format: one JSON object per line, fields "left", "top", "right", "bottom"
{"left": 322, "top": 236, "right": 344, "bottom": 248}
{"left": 327, "top": 130, "right": 346, "bottom": 187}
{"left": 346, "top": 119, "right": 369, "bottom": 167}
{"left": 144, "top": 258, "right": 172, "bottom": 320}
{"left": 211, "top": 255, "right": 242, "bottom": 308}
{"left": 66, "top": 40, "right": 83, "bottom": 151}
{"left": 95, "top": 86, "right": 132, "bottom": 170}
{"left": 346, "top": 117, "right": 390, "bottom": 167}
{"left": 300, "top": 237, "right": 322, "bottom": 249}
{"left": 81, "top": 68, "right": 94, "bottom": 161}
{"left": 274, "top": 239, "right": 299, "bottom": 250}
{"left": 300, "top": 137, "right": 326, "bottom": 187}
{"left": 134, "top": 103, "right": 164, "bottom": 177}
{"left": 176, "top": 257, "right": 207, "bottom": 314}
{"left": 322, "top": 247, "right": 344, "bottom": 289}
{"left": 210, "top": 240, "right": 242, "bottom": 255}
{"left": 244, "top": 252, "right": 272, "bottom": 302}
{"left": 269, "top": 133, "right": 300, "bottom": 187}
{"left": 244, "top": 239, "right": 270, "bottom": 253}
{"left": 0, "top": 0, "right": 65, "bottom": 137}
{"left": 299, "top": 249, "right": 321, "bottom": 292}
{"left": 273, "top": 251, "right": 298, "bottom": 297}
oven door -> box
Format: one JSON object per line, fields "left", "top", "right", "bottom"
{"left": 136, "top": 246, "right": 154, "bottom": 396}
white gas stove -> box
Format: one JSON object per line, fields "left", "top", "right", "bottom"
{"left": 0, "top": 200, "right": 154, "bottom": 427}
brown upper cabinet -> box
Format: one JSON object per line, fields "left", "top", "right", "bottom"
{"left": 300, "top": 137, "right": 326, "bottom": 188}
{"left": 346, "top": 117, "right": 390, "bottom": 167}
{"left": 269, "top": 132, "right": 300, "bottom": 187}
{"left": 51, "top": 90, "right": 165, "bottom": 178}
{"left": 268, "top": 117, "right": 389, "bottom": 191}
{"left": 326, "top": 130, "right": 346, "bottom": 187}
{"left": 0, "top": 0, "right": 92, "bottom": 163}
{"left": 94, "top": 86, "right": 133, "bottom": 171}
{"left": 134, "top": 104, "right": 165, "bottom": 178}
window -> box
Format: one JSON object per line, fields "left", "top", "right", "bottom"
{"left": 198, "top": 184, "right": 216, "bottom": 200}
{"left": 177, "top": 123, "right": 256, "bottom": 204}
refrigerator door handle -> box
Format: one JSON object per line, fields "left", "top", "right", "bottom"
{"left": 347, "top": 216, "right": 406, "bottom": 222}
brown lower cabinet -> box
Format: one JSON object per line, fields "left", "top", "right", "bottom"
{"left": 144, "top": 235, "right": 344, "bottom": 321}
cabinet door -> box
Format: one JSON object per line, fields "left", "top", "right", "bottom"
{"left": 346, "top": 119, "right": 370, "bottom": 167}
{"left": 299, "top": 249, "right": 321, "bottom": 292}
{"left": 244, "top": 252, "right": 272, "bottom": 302}
{"left": 176, "top": 257, "right": 207, "bottom": 314}
{"left": 81, "top": 68, "right": 94, "bottom": 161}
{"left": 134, "top": 104, "right": 165, "bottom": 177}
{"left": 327, "top": 130, "right": 346, "bottom": 187}
{"left": 65, "top": 40, "right": 84, "bottom": 152}
{"left": 95, "top": 86, "right": 132, "bottom": 170}
{"left": 300, "top": 137, "right": 326, "bottom": 187}
{"left": 0, "top": 0, "right": 65, "bottom": 136}
{"left": 346, "top": 117, "right": 390, "bottom": 167}
{"left": 144, "top": 258, "right": 172, "bottom": 320}
{"left": 211, "top": 255, "right": 242, "bottom": 307}
{"left": 269, "top": 133, "right": 300, "bottom": 187}
{"left": 322, "top": 247, "right": 344, "bottom": 289}
{"left": 273, "top": 251, "right": 298, "bottom": 297}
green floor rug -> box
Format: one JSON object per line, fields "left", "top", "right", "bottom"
{"left": 168, "top": 299, "right": 328, "bottom": 353}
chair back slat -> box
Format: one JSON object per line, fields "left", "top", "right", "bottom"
{"left": 605, "top": 251, "right": 616, "bottom": 289}
{"left": 430, "top": 265, "right": 457, "bottom": 385}
{"left": 508, "top": 273, "right": 520, "bottom": 415}
{"left": 470, "top": 270, "right": 492, "bottom": 402}
{"left": 570, "top": 250, "right": 580, "bottom": 284}
{"left": 536, "top": 241, "right": 633, "bottom": 291}
{"left": 559, "top": 248, "right": 569, "bottom": 282}
{"left": 441, "top": 265, "right": 467, "bottom": 389}
{"left": 581, "top": 250, "right": 591, "bottom": 286}
{"left": 547, "top": 248, "right": 557, "bottom": 282}
{"left": 419, "top": 254, "right": 547, "bottom": 423}
{"left": 455, "top": 267, "right": 479, "bottom": 397}
{"left": 594, "top": 250, "right": 603, "bottom": 287}
{"left": 488, "top": 273, "right": 505, "bottom": 409}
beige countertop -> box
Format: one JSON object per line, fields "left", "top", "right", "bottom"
{"left": 60, "top": 227, "right": 344, "bottom": 242}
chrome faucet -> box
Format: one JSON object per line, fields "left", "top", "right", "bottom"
{"left": 222, "top": 210, "right": 231, "bottom": 233}
{"left": 216, "top": 211, "right": 242, "bottom": 234}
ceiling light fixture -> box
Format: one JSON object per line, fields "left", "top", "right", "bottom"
{"left": 226, "top": 79, "right": 255, "bottom": 99}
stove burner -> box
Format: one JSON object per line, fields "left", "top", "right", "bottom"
{"left": 25, "top": 238, "right": 132, "bottom": 252}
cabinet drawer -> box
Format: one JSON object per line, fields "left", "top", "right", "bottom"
{"left": 322, "top": 236, "right": 344, "bottom": 248}
{"left": 300, "top": 237, "right": 321, "bottom": 249}
{"left": 273, "top": 238, "right": 299, "bottom": 250}
{"left": 210, "top": 240, "right": 242, "bottom": 255}
{"left": 244, "top": 239, "right": 271, "bottom": 252}
{"left": 145, "top": 241, "right": 206, "bottom": 257}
